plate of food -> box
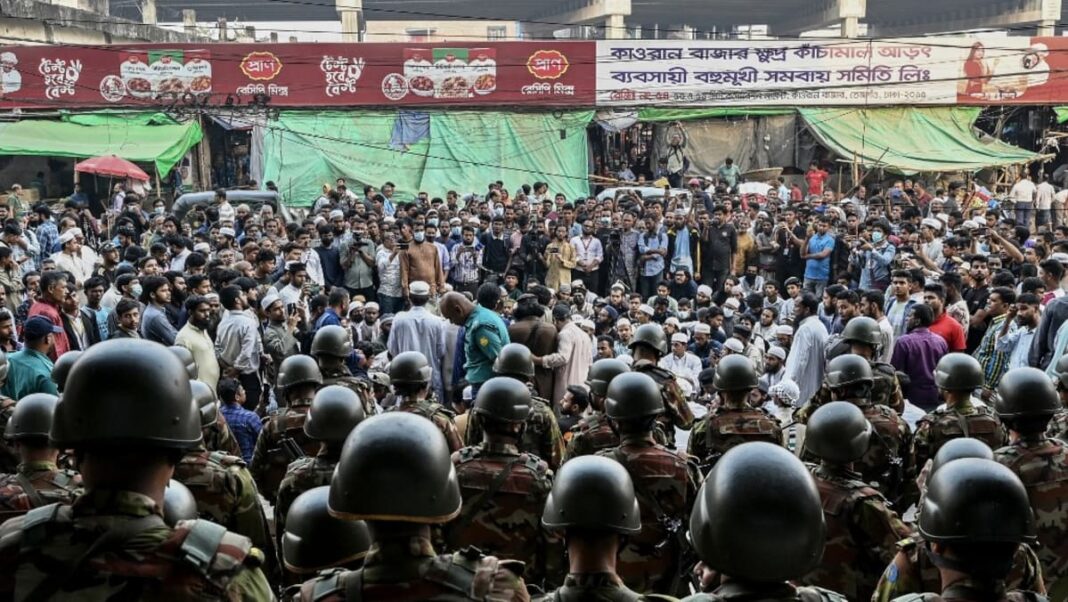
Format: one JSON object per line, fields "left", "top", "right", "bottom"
{"left": 473, "top": 73, "right": 496, "bottom": 95}
{"left": 408, "top": 75, "right": 434, "bottom": 96}
{"left": 439, "top": 76, "right": 470, "bottom": 98}
{"left": 125, "top": 77, "right": 153, "bottom": 98}
{"left": 156, "top": 77, "right": 185, "bottom": 95}
{"left": 189, "top": 75, "right": 212, "bottom": 93}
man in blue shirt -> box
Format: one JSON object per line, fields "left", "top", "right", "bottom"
{"left": 217, "top": 377, "right": 262, "bottom": 463}
{"left": 314, "top": 288, "right": 348, "bottom": 331}
{"left": 3, "top": 316, "right": 59, "bottom": 399}
{"left": 800, "top": 215, "right": 835, "bottom": 300}
{"left": 636, "top": 218, "right": 668, "bottom": 300}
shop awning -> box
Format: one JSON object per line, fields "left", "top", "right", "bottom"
{"left": 797, "top": 107, "right": 1039, "bottom": 174}
{"left": 639, "top": 107, "right": 796, "bottom": 122}
{"left": 0, "top": 113, "right": 202, "bottom": 176}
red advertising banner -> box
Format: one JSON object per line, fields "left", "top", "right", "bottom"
{"left": 0, "top": 42, "right": 595, "bottom": 109}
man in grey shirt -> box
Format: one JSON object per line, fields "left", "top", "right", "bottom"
{"left": 139, "top": 275, "right": 177, "bottom": 345}
{"left": 215, "top": 284, "right": 265, "bottom": 411}
{"left": 341, "top": 219, "right": 377, "bottom": 301}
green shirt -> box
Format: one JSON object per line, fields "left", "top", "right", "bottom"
{"left": 463, "top": 305, "right": 510, "bottom": 385}
{"left": 2, "top": 348, "right": 57, "bottom": 400}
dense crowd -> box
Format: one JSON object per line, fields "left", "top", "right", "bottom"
{"left": 0, "top": 168, "right": 1065, "bottom": 601}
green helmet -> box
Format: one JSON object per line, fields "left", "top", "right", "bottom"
{"left": 629, "top": 323, "right": 668, "bottom": 355}
{"left": 492, "top": 343, "right": 536, "bottom": 380}
{"left": 277, "top": 355, "right": 324, "bottom": 391}
{"left": 824, "top": 354, "right": 873, "bottom": 389}
{"left": 304, "top": 385, "right": 366, "bottom": 445}
{"left": 284, "top": 486, "right": 371, "bottom": 574}
{"left": 0, "top": 350, "right": 8, "bottom": 387}
{"left": 4, "top": 393, "right": 58, "bottom": 441}
{"left": 605, "top": 372, "right": 664, "bottom": 421}
{"left": 840, "top": 316, "right": 881, "bottom": 347}
{"left": 329, "top": 413, "right": 461, "bottom": 523}
{"left": 388, "top": 351, "right": 432, "bottom": 385}
{"left": 472, "top": 377, "right": 531, "bottom": 423}
{"left": 934, "top": 353, "right": 983, "bottom": 391}
{"left": 163, "top": 479, "right": 198, "bottom": 526}
{"left": 919, "top": 458, "right": 1035, "bottom": 544}
{"left": 311, "top": 325, "right": 353, "bottom": 359}
{"left": 690, "top": 442, "right": 825, "bottom": 582}
{"left": 929, "top": 438, "right": 993, "bottom": 477}
{"left": 713, "top": 355, "right": 759, "bottom": 392}
{"left": 1057, "top": 354, "right": 1068, "bottom": 387}
{"left": 995, "top": 367, "right": 1060, "bottom": 419}
{"left": 52, "top": 340, "right": 201, "bottom": 450}
{"left": 51, "top": 350, "right": 82, "bottom": 393}
{"left": 190, "top": 379, "right": 217, "bottom": 428}
{"left": 167, "top": 345, "right": 197, "bottom": 379}
{"left": 804, "top": 401, "right": 872, "bottom": 464}
{"left": 542, "top": 455, "right": 641, "bottom": 534}
{"left": 586, "top": 358, "right": 630, "bottom": 397}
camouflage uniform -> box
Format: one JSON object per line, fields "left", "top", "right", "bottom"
{"left": 466, "top": 392, "right": 566, "bottom": 470}
{"left": 0, "top": 460, "right": 81, "bottom": 520}
{"left": 873, "top": 535, "right": 1046, "bottom": 602}
{"left": 0, "top": 488, "right": 272, "bottom": 599}
{"left": 174, "top": 447, "right": 275, "bottom": 578}
{"left": 322, "top": 367, "right": 380, "bottom": 418}
{"left": 1046, "top": 410, "right": 1068, "bottom": 441}
{"left": 444, "top": 440, "right": 562, "bottom": 588}
{"left": 204, "top": 411, "right": 243, "bottom": 458}
{"left": 387, "top": 399, "right": 463, "bottom": 453}
{"left": 795, "top": 360, "right": 905, "bottom": 422}
{"left": 565, "top": 412, "right": 619, "bottom": 460}
{"left": 686, "top": 404, "right": 783, "bottom": 470}
{"left": 537, "top": 572, "right": 677, "bottom": 601}
{"left": 886, "top": 578, "right": 1048, "bottom": 602}
{"left": 798, "top": 463, "right": 911, "bottom": 601}
{"left": 0, "top": 396, "right": 17, "bottom": 474}
{"left": 633, "top": 360, "right": 695, "bottom": 450}
{"left": 682, "top": 583, "right": 846, "bottom": 602}
{"left": 296, "top": 534, "right": 529, "bottom": 601}
{"left": 911, "top": 401, "right": 1008, "bottom": 473}
{"left": 276, "top": 452, "right": 338, "bottom": 585}
{"left": 250, "top": 403, "right": 318, "bottom": 499}
{"left": 994, "top": 436, "right": 1068, "bottom": 601}
{"left": 598, "top": 437, "right": 700, "bottom": 596}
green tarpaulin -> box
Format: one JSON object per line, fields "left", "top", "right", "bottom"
{"left": 262, "top": 110, "right": 594, "bottom": 206}
{"left": 0, "top": 116, "right": 201, "bottom": 176}
{"left": 798, "top": 107, "right": 1038, "bottom": 174}
{"left": 639, "top": 107, "right": 796, "bottom": 122}
{"left": 1055, "top": 107, "right": 1068, "bottom": 124}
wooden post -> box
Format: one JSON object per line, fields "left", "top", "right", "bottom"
{"left": 155, "top": 171, "right": 162, "bottom": 201}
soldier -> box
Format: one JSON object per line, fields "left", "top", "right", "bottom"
{"left": 799, "top": 317, "right": 904, "bottom": 416}
{"left": 0, "top": 393, "right": 81, "bottom": 520}
{"left": 597, "top": 372, "right": 700, "bottom": 596}
{"left": 162, "top": 479, "right": 198, "bottom": 526}
{"left": 465, "top": 343, "right": 565, "bottom": 470}
{"left": 49, "top": 349, "right": 81, "bottom": 393}
{"left": 684, "top": 442, "right": 846, "bottom": 601}
{"left": 912, "top": 353, "right": 1008, "bottom": 474}
{"left": 993, "top": 367, "right": 1068, "bottom": 600}
{"left": 565, "top": 358, "right": 629, "bottom": 459}
{"left": 282, "top": 486, "right": 371, "bottom": 594}
{"left": 1048, "top": 354, "right": 1068, "bottom": 441}
{"left": 687, "top": 355, "right": 782, "bottom": 470}
{"left": 629, "top": 323, "right": 694, "bottom": 450}
{"left": 295, "top": 412, "right": 529, "bottom": 601}
{"left": 311, "top": 324, "right": 378, "bottom": 418}
{"left": 192, "top": 379, "right": 242, "bottom": 458}
{"left": 539, "top": 455, "right": 674, "bottom": 601}
{"left": 804, "top": 354, "right": 912, "bottom": 501}
{"left": 250, "top": 353, "right": 323, "bottom": 499}
{"left": 798, "top": 402, "right": 911, "bottom": 601}
{"left": 874, "top": 438, "right": 1047, "bottom": 602}
{"left": 444, "top": 377, "right": 560, "bottom": 589}
{"left": 173, "top": 378, "right": 276, "bottom": 578}
{"left": 888, "top": 459, "right": 1044, "bottom": 602}
{"left": 276, "top": 384, "right": 365, "bottom": 574}
{"left": 0, "top": 351, "right": 17, "bottom": 474}
{"left": 0, "top": 339, "right": 271, "bottom": 599}
{"left": 385, "top": 351, "right": 462, "bottom": 453}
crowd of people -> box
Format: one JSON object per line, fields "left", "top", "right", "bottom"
{"left": 0, "top": 169, "right": 1065, "bottom": 601}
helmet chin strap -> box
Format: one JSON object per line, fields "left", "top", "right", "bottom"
{"left": 923, "top": 542, "right": 1014, "bottom": 585}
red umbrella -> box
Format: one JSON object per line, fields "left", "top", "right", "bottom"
{"left": 74, "top": 155, "right": 150, "bottom": 181}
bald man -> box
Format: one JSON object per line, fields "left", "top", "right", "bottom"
{"left": 441, "top": 285, "right": 510, "bottom": 397}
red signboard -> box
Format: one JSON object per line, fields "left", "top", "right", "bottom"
{"left": 0, "top": 42, "right": 595, "bottom": 109}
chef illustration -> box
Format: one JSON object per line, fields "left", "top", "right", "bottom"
{"left": 0, "top": 52, "right": 21, "bottom": 97}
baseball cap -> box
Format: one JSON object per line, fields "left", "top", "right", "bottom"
{"left": 24, "top": 316, "right": 62, "bottom": 340}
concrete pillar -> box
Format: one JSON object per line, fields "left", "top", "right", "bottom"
{"left": 244, "top": 25, "right": 256, "bottom": 41}
{"left": 339, "top": 10, "right": 362, "bottom": 42}
{"left": 217, "top": 18, "right": 227, "bottom": 41}
{"left": 182, "top": 9, "right": 196, "bottom": 34}
{"left": 270, "top": 32, "right": 279, "bottom": 43}
{"left": 841, "top": 15, "right": 859, "bottom": 37}
{"left": 1038, "top": 0, "right": 1061, "bottom": 35}
{"left": 604, "top": 13, "right": 625, "bottom": 39}
{"left": 141, "top": 0, "right": 157, "bottom": 25}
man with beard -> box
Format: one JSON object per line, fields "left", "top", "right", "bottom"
{"left": 699, "top": 205, "right": 737, "bottom": 293}
{"left": 759, "top": 345, "right": 787, "bottom": 391}
{"left": 994, "top": 293, "right": 1040, "bottom": 371}
{"left": 163, "top": 270, "right": 187, "bottom": 329}
{"left": 175, "top": 294, "right": 220, "bottom": 392}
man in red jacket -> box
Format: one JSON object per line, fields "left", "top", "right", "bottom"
{"left": 28, "top": 270, "right": 69, "bottom": 359}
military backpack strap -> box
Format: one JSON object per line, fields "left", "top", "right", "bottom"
{"left": 179, "top": 519, "right": 228, "bottom": 573}
{"left": 451, "top": 454, "right": 525, "bottom": 534}
{"left": 14, "top": 473, "right": 46, "bottom": 508}
{"left": 954, "top": 411, "right": 971, "bottom": 438}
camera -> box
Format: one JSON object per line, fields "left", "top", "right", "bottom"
{"left": 398, "top": 241, "right": 410, "bottom": 250}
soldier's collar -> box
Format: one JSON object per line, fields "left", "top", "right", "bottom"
{"left": 482, "top": 440, "right": 521, "bottom": 456}
{"left": 18, "top": 459, "right": 58, "bottom": 473}
{"left": 72, "top": 488, "right": 165, "bottom": 520}
{"left": 365, "top": 534, "right": 436, "bottom": 565}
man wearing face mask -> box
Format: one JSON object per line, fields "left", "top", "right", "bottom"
{"left": 856, "top": 221, "right": 896, "bottom": 291}
{"left": 449, "top": 226, "right": 482, "bottom": 297}
{"left": 398, "top": 218, "right": 445, "bottom": 300}
{"left": 341, "top": 218, "right": 376, "bottom": 302}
